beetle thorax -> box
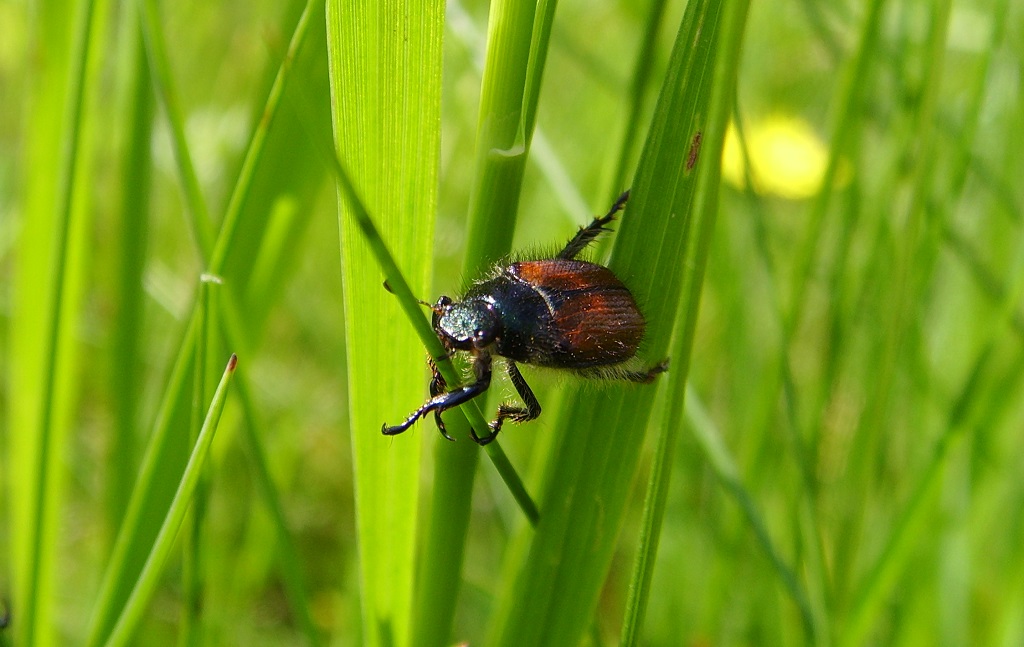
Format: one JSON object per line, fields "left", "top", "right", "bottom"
{"left": 436, "top": 298, "right": 501, "bottom": 349}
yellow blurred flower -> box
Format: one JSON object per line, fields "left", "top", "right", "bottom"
{"left": 722, "top": 115, "right": 832, "bottom": 199}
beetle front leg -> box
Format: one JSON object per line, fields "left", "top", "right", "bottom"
{"left": 427, "top": 357, "right": 454, "bottom": 441}
{"left": 383, "top": 352, "right": 493, "bottom": 440}
{"left": 382, "top": 374, "right": 491, "bottom": 438}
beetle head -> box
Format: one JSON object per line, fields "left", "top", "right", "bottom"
{"left": 432, "top": 296, "right": 500, "bottom": 351}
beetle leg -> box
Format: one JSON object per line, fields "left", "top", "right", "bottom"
{"left": 557, "top": 190, "right": 630, "bottom": 260}
{"left": 382, "top": 352, "right": 493, "bottom": 439}
{"left": 427, "top": 356, "right": 448, "bottom": 393}
{"left": 427, "top": 357, "right": 454, "bottom": 441}
{"left": 382, "top": 373, "right": 491, "bottom": 437}
{"left": 473, "top": 361, "right": 542, "bottom": 445}
{"left": 620, "top": 358, "right": 670, "bottom": 383}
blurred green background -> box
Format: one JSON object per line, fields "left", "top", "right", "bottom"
{"left": 2, "top": 0, "right": 1023, "bottom": 645}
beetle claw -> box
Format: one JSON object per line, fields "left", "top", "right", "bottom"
{"left": 434, "top": 411, "right": 456, "bottom": 442}
{"left": 469, "top": 424, "right": 500, "bottom": 446}
{"left": 468, "top": 423, "right": 501, "bottom": 444}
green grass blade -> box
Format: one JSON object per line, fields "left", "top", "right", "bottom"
{"left": 226, "top": 342, "right": 323, "bottom": 646}
{"left": 605, "top": 0, "right": 669, "bottom": 199}
{"left": 85, "top": 316, "right": 199, "bottom": 647}
{"left": 325, "top": 2, "right": 443, "bottom": 645}
{"left": 408, "top": 0, "right": 561, "bottom": 642}
{"left": 103, "top": 354, "right": 238, "bottom": 647}
{"left": 179, "top": 275, "right": 219, "bottom": 644}
{"left": 215, "top": 0, "right": 328, "bottom": 284}
{"left": 686, "top": 386, "right": 815, "bottom": 635}
{"left": 106, "top": 5, "right": 153, "bottom": 535}
{"left": 84, "top": 4, "right": 325, "bottom": 642}
{"left": 463, "top": 0, "right": 552, "bottom": 269}
{"left": 839, "top": 3, "right": 1019, "bottom": 634}
{"left": 620, "top": 1, "right": 753, "bottom": 642}
{"left": 139, "top": 0, "right": 214, "bottom": 259}
{"left": 9, "top": 0, "right": 103, "bottom": 643}
{"left": 487, "top": 0, "right": 730, "bottom": 643}
{"left": 788, "top": 0, "right": 887, "bottom": 327}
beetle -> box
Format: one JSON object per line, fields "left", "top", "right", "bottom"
{"left": 382, "top": 190, "right": 668, "bottom": 445}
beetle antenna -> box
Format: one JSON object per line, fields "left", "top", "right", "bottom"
{"left": 382, "top": 280, "right": 434, "bottom": 308}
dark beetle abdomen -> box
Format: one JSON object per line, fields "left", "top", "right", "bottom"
{"left": 500, "top": 259, "right": 646, "bottom": 368}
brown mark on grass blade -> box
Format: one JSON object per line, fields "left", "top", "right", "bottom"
{"left": 686, "top": 130, "right": 703, "bottom": 172}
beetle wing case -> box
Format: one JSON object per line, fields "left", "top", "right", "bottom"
{"left": 504, "top": 259, "right": 646, "bottom": 368}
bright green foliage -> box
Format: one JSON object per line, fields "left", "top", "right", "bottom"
{"left": 2, "top": 0, "right": 1022, "bottom": 645}
{"left": 325, "top": 1, "right": 443, "bottom": 646}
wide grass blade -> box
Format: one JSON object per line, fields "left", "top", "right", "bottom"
{"left": 8, "top": 0, "right": 104, "bottom": 643}
{"left": 325, "top": 2, "right": 443, "bottom": 645}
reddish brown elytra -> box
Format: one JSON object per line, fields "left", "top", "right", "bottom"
{"left": 510, "top": 260, "right": 645, "bottom": 367}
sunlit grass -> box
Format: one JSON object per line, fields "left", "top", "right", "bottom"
{"left": 2, "top": 0, "right": 1022, "bottom": 645}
